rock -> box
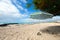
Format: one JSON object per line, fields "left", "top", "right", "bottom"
{"left": 37, "top": 32, "right": 41, "bottom": 36}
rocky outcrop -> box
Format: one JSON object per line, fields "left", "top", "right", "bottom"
{"left": 0, "top": 23, "right": 19, "bottom": 27}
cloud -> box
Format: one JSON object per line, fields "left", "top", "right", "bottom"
{"left": 0, "top": 0, "right": 60, "bottom": 24}
{"left": 12, "top": 0, "right": 24, "bottom": 10}
{"left": 17, "top": 5, "right": 24, "bottom": 10}
{"left": 21, "top": 0, "right": 27, "bottom": 3}
{"left": 11, "top": 0, "right": 29, "bottom": 13}
{"left": 12, "top": 0, "right": 27, "bottom": 11}
{"left": 0, "top": 0, "right": 28, "bottom": 24}
{"left": 39, "top": 16, "right": 60, "bottom": 22}
{"left": 20, "top": 16, "right": 60, "bottom": 24}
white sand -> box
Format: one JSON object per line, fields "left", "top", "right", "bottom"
{"left": 0, "top": 23, "right": 60, "bottom": 40}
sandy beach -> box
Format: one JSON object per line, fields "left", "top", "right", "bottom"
{"left": 0, "top": 23, "right": 60, "bottom": 40}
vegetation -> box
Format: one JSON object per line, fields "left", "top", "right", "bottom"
{"left": 27, "top": 0, "right": 60, "bottom": 16}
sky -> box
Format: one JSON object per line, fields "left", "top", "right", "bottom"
{"left": 0, "top": 0, "right": 60, "bottom": 24}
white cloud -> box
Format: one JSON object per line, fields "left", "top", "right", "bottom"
{"left": 12, "top": 0, "right": 24, "bottom": 10}
{"left": 21, "top": 16, "right": 60, "bottom": 24}
{"left": 0, "top": 0, "right": 60, "bottom": 24}
{"left": 0, "top": 0, "right": 19, "bottom": 12}
{"left": 21, "top": 0, "right": 27, "bottom": 3}
{"left": 11, "top": 0, "right": 28, "bottom": 12}
{"left": 17, "top": 5, "right": 24, "bottom": 10}
{"left": 0, "top": 0, "right": 28, "bottom": 24}
{"left": 39, "top": 16, "right": 60, "bottom": 22}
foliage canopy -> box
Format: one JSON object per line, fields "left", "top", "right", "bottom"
{"left": 27, "top": 0, "right": 60, "bottom": 16}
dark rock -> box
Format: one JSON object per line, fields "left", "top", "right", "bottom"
{"left": 0, "top": 23, "right": 19, "bottom": 27}
{"left": 0, "top": 24, "right": 8, "bottom": 26}
{"left": 37, "top": 32, "right": 41, "bottom": 35}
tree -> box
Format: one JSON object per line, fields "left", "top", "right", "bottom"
{"left": 27, "top": 0, "right": 60, "bottom": 16}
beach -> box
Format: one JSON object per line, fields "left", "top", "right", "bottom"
{"left": 0, "top": 23, "right": 60, "bottom": 40}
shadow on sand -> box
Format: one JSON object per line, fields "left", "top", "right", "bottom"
{"left": 41, "top": 26, "right": 60, "bottom": 34}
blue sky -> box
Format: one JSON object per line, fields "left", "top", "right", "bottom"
{"left": 0, "top": 0, "right": 60, "bottom": 24}
{"left": 0, "top": 0, "right": 40, "bottom": 24}
{"left": 11, "top": 0, "right": 40, "bottom": 15}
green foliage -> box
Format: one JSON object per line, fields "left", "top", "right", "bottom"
{"left": 27, "top": 0, "right": 60, "bottom": 16}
